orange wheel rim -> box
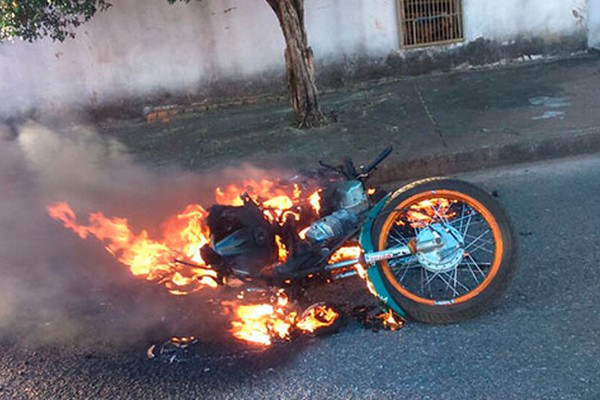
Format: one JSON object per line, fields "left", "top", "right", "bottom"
{"left": 378, "top": 190, "right": 504, "bottom": 306}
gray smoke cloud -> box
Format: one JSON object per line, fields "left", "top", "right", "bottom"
{"left": 0, "top": 120, "right": 287, "bottom": 349}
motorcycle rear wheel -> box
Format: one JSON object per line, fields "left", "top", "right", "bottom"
{"left": 371, "top": 178, "right": 515, "bottom": 323}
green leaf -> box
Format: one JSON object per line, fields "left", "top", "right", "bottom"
{"left": 0, "top": 0, "right": 113, "bottom": 42}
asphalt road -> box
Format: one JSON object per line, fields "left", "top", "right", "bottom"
{"left": 1, "top": 155, "right": 599, "bottom": 399}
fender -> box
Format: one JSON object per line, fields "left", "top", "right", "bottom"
{"left": 359, "top": 192, "right": 407, "bottom": 317}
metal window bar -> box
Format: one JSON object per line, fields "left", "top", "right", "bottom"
{"left": 398, "top": 0, "right": 464, "bottom": 48}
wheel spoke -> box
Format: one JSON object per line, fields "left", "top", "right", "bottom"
{"left": 458, "top": 261, "right": 492, "bottom": 268}
{"left": 464, "top": 232, "right": 493, "bottom": 242}
{"left": 389, "top": 256, "right": 419, "bottom": 268}
{"left": 466, "top": 253, "right": 487, "bottom": 279}
{"left": 451, "top": 208, "right": 473, "bottom": 228}
{"left": 389, "top": 257, "right": 419, "bottom": 270}
{"left": 422, "top": 269, "right": 435, "bottom": 298}
{"left": 466, "top": 240, "right": 495, "bottom": 254}
{"left": 462, "top": 211, "right": 474, "bottom": 237}
{"left": 431, "top": 202, "right": 450, "bottom": 225}
{"left": 464, "top": 230, "right": 493, "bottom": 251}
{"left": 458, "top": 203, "right": 467, "bottom": 233}
{"left": 437, "top": 272, "right": 460, "bottom": 296}
{"left": 452, "top": 265, "right": 458, "bottom": 292}
{"left": 389, "top": 228, "right": 410, "bottom": 246}
{"left": 444, "top": 270, "right": 471, "bottom": 293}
{"left": 394, "top": 261, "right": 420, "bottom": 282}
{"left": 459, "top": 258, "right": 480, "bottom": 283}
{"left": 423, "top": 270, "right": 439, "bottom": 286}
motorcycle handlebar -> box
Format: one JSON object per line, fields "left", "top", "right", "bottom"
{"left": 318, "top": 146, "right": 393, "bottom": 180}
{"left": 363, "top": 146, "right": 393, "bottom": 175}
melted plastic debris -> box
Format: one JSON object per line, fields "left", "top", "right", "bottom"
{"left": 147, "top": 336, "right": 200, "bottom": 363}
{"left": 351, "top": 305, "right": 405, "bottom": 332}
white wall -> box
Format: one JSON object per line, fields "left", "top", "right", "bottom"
{"left": 464, "top": 0, "right": 586, "bottom": 42}
{"left": 589, "top": 0, "right": 600, "bottom": 48}
{"left": 0, "top": 0, "right": 284, "bottom": 117}
{"left": 0, "top": 0, "right": 591, "bottom": 119}
{"left": 306, "top": 0, "right": 399, "bottom": 59}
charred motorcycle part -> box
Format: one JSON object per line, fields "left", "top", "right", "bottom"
{"left": 296, "top": 302, "right": 343, "bottom": 336}
{"left": 147, "top": 336, "right": 200, "bottom": 363}
{"left": 272, "top": 229, "right": 361, "bottom": 284}
{"left": 207, "top": 202, "right": 279, "bottom": 277}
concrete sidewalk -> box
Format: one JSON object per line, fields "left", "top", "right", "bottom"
{"left": 100, "top": 54, "right": 600, "bottom": 183}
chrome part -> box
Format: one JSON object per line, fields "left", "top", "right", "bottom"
{"left": 325, "top": 259, "right": 361, "bottom": 271}
{"left": 306, "top": 209, "right": 358, "bottom": 242}
{"left": 415, "top": 236, "right": 443, "bottom": 253}
{"left": 331, "top": 270, "right": 359, "bottom": 280}
{"left": 415, "top": 223, "right": 464, "bottom": 273}
{"left": 337, "top": 180, "right": 369, "bottom": 214}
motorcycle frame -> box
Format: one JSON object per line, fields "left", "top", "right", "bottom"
{"left": 216, "top": 147, "right": 412, "bottom": 316}
{"left": 275, "top": 190, "right": 417, "bottom": 318}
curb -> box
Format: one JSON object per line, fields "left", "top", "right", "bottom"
{"left": 371, "top": 127, "right": 600, "bottom": 184}
{"left": 143, "top": 94, "right": 283, "bottom": 123}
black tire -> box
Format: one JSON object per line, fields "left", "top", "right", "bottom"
{"left": 371, "top": 178, "right": 515, "bottom": 324}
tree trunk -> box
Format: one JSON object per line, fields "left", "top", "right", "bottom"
{"left": 266, "top": 0, "right": 327, "bottom": 129}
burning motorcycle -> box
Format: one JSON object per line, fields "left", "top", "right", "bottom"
{"left": 48, "top": 147, "right": 515, "bottom": 346}
{"left": 195, "top": 147, "right": 515, "bottom": 324}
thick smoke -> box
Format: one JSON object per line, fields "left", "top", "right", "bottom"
{"left": 0, "top": 120, "right": 287, "bottom": 349}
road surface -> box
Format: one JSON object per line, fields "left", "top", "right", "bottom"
{"left": 1, "top": 155, "right": 599, "bottom": 399}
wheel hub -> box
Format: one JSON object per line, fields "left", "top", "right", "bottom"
{"left": 415, "top": 223, "right": 464, "bottom": 273}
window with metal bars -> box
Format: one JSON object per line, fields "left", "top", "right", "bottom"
{"left": 398, "top": 0, "right": 464, "bottom": 48}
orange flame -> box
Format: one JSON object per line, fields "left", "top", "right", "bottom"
{"left": 228, "top": 302, "right": 296, "bottom": 346}
{"left": 296, "top": 303, "right": 339, "bottom": 333}
{"left": 225, "top": 290, "right": 297, "bottom": 346}
{"left": 309, "top": 190, "right": 321, "bottom": 215}
{"left": 354, "top": 262, "right": 379, "bottom": 298}
{"left": 225, "top": 291, "right": 339, "bottom": 346}
{"left": 215, "top": 179, "right": 290, "bottom": 207}
{"left": 47, "top": 178, "right": 322, "bottom": 293}
{"left": 406, "top": 198, "right": 456, "bottom": 228}
{"left": 377, "top": 309, "right": 404, "bottom": 331}
{"left": 48, "top": 177, "right": 339, "bottom": 346}
{"left": 215, "top": 179, "right": 320, "bottom": 224}
{"left": 47, "top": 202, "right": 218, "bottom": 295}
{"left": 329, "top": 245, "right": 362, "bottom": 264}
{"left": 275, "top": 235, "right": 288, "bottom": 262}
